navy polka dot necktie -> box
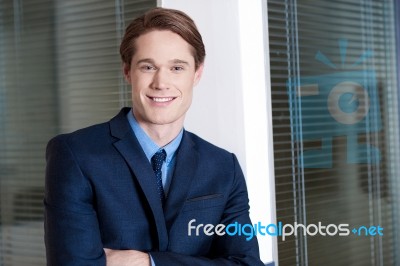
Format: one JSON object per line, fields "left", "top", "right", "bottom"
{"left": 151, "top": 149, "right": 166, "bottom": 203}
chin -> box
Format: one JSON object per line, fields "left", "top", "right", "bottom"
{"left": 149, "top": 118, "right": 175, "bottom": 126}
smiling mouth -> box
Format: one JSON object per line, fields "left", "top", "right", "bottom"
{"left": 149, "top": 97, "right": 176, "bottom": 103}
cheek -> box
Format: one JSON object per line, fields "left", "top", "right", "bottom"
{"left": 130, "top": 77, "right": 147, "bottom": 93}
{"left": 130, "top": 81, "right": 144, "bottom": 101}
{"left": 131, "top": 71, "right": 152, "bottom": 86}
{"left": 180, "top": 86, "right": 194, "bottom": 105}
{"left": 179, "top": 77, "right": 197, "bottom": 94}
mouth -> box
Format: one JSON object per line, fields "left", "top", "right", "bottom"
{"left": 148, "top": 96, "right": 176, "bottom": 103}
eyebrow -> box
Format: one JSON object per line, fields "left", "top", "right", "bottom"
{"left": 170, "top": 59, "right": 190, "bottom": 65}
{"left": 136, "top": 58, "right": 155, "bottom": 65}
{"left": 136, "top": 58, "right": 190, "bottom": 66}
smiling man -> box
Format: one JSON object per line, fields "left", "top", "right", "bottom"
{"left": 44, "top": 7, "right": 264, "bottom": 266}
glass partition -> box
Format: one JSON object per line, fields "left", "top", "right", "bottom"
{"left": 268, "top": 0, "right": 400, "bottom": 265}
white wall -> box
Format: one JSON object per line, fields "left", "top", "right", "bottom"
{"left": 162, "top": 0, "right": 247, "bottom": 167}
{"left": 160, "top": 0, "right": 277, "bottom": 264}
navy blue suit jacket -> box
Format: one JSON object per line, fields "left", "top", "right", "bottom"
{"left": 44, "top": 108, "right": 264, "bottom": 265}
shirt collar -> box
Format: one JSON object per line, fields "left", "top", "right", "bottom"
{"left": 126, "top": 109, "right": 183, "bottom": 164}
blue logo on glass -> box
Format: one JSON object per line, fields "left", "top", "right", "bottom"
{"left": 287, "top": 39, "right": 381, "bottom": 168}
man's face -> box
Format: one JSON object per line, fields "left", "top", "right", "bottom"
{"left": 124, "top": 30, "right": 203, "bottom": 128}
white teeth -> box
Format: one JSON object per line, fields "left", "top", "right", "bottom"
{"left": 152, "top": 97, "right": 173, "bottom": 102}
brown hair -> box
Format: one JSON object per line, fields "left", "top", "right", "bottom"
{"left": 120, "top": 7, "right": 206, "bottom": 70}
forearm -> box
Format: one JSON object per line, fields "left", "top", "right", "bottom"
{"left": 104, "top": 249, "right": 150, "bottom": 266}
{"left": 150, "top": 250, "right": 264, "bottom": 266}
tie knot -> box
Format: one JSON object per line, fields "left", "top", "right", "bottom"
{"left": 151, "top": 149, "right": 166, "bottom": 172}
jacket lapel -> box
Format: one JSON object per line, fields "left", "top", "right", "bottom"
{"left": 163, "top": 131, "right": 199, "bottom": 232}
{"left": 108, "top": 108, "right": 168, "bottom": 251}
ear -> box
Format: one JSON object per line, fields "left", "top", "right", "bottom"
{"left": 123, "top": 63, "right": 131, "bottom": 84}
{"left": 193, "top": 63, "right": 204, "bottom": 87}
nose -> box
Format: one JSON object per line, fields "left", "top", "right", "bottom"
{"left": 151, "top": 68, "right": 169, "bottom": 90}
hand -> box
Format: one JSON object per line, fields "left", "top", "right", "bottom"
{"left": 104, "top": 248, "right": 150, "bottom": 266}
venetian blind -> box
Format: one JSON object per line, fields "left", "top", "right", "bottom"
{"left": 0, "top": 0, "right": 156, "bottom": 264}
{"left": 267, "top": 0, "right": 400, "bottom": 265}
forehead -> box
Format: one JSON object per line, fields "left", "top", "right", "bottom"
{"left": 133, "top": 30, "right": 195, "bottom": 63}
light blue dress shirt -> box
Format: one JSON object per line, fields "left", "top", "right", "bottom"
{"left": 126, "top": 109, "right": 182, "bottom": 266}
{"left": 126, "top": 109, "right": 183, "bottom": 196}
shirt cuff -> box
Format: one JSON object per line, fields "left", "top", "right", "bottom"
{"left": 150, "top": 254, "right": 156, "bottom": 266}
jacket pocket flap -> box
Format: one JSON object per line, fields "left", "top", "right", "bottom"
{"left": 183, "top": 194, "right": 224, "bottom": 212}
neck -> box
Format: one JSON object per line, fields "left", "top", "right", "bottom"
{"left": 137, "top": 120, "right": 183, "bottom": 147}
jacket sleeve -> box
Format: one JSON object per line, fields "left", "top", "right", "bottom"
{"left": 44, "top": 136, "right": 106, "bottom": 266}
{"left": 150, "top": 154, "right": 265, "bottom": 266}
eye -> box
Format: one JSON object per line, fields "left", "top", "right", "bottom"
{"left": 171, "top": 66, "right": 184, "bottom": 72}
{"left": 140, "top": 64, "right": 156, "bottom": 72}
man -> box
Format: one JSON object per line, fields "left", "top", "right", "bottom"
{"left": 44, "top": 7, "right": 264, "bottom": 266}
